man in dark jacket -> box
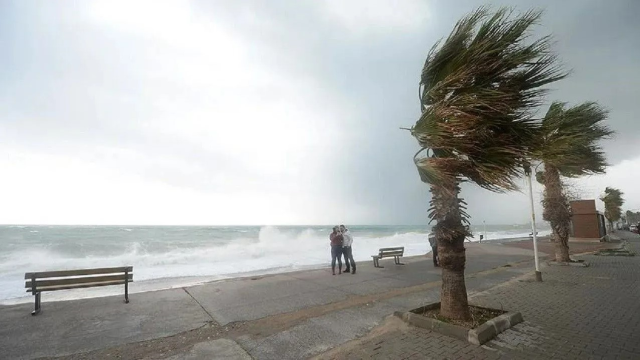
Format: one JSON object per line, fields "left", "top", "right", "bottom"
{"left": 330, "top": 226, "right": 343, "bottom": 275}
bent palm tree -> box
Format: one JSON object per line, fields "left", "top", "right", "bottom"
{"left": 601, "top": 187, "right": 624, "bottom": 231}
{"left": 534, "top": 102, "right": 612, "bottom": 262}
{"left": 410, "top": 7, "right": 565, "bottom": 320}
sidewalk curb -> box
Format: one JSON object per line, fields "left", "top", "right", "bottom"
{"left": 469, "top": 311, "right": 524, "bottom": 345}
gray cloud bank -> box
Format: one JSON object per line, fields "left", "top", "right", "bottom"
{"left": 0, "top": 0, "right": 638, "bottom": 225}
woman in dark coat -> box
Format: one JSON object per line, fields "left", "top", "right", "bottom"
{"left": 330, "top": 226, "right": 344, "bottom": 275}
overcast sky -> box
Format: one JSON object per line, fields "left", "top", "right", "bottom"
{"left": 0, "top": 0, "right": 638, "bottom": 225}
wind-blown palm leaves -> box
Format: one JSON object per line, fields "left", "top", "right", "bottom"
{"left": 410, "top": 7, "right": 566, "bottom": 320}
{"left": 414, "top": 8, "right": 565, "bottom": 195}
{"left": 534, "top": 102, "right": 613, "bottom": 262}
{"left": 600, "top": 187, "right": 624, "bottom": 231}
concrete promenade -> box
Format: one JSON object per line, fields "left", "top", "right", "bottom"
{"left": 0, "top": 238, "right": 621, "bottom": 360}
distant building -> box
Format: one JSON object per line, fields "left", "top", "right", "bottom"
{"left": 569, "top": 200, "right": 607, "bottom": 240}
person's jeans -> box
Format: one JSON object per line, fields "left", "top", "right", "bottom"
{"left": 331, "top": 245, "right": 343, "bottom": 273}
{"left": 343, "top": 246, "right": 356, "bottom": 272}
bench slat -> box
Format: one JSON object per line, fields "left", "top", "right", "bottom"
{"left": 379, "top": 253, "right": 403, "bottom": 258}
{"left": 25, "top": 280, "right": 132, "bottom": 293}
{"left": 26, "top": 274, "right": 133, "bottom": 289}
{"left": 375, "top": 246, "right": 405, "bottom": 259}
{"left": 378, "top": 247, "right": 404, "bottom": 252}
{"left": 25, "top": 266, "right": 133, "bottom": 279}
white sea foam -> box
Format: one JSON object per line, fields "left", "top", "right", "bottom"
{"left": 469, "top": 229, "right": 551, "bottom": 242}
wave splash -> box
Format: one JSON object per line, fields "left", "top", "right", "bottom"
{"left": 0, "top": 226, "right": 429, "bottom": 302}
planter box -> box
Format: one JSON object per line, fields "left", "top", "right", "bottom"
{"left": 395, "top": 302, "right": 523, "bottom": 345}
{"left": 595, "top": 244, "right": 635, "bottom": 256}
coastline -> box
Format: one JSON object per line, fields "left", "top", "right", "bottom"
{"left": 0, "top": 235, "right": 553, "bottom": 306}
{"left": 0, "top": 242, "right": 538, "bottom": 359}
{"left": 0, "top": 225, "right": 552, "bottom": 303}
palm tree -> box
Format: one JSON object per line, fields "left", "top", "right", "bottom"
{"left": 533, "top": 102, "right": 612, "bottom": 262}
{"left": 601, "top": 187, "right": 624, "bottom": 231}
{"left": 410, "top": 7, "right": 565, "bottom": 320}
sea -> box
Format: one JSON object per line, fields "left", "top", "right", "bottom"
{"left": 0, "top": 224, "right": 550, "bottom": 304}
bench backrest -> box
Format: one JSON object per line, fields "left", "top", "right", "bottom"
{"left": 378, "top": 247, "right": 404, "bottom": 257}
{"left": 25, "top": 266, "right": 133, "bottom": 294}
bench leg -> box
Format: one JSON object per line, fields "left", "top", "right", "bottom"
{"left": 124, "top": 279, "right": 130, "bottom": 304}
{"left": 395, "top": 256, "right": 405, "bottom": 265}
{"left": 31, "top": 292, "right": 41, "bottom": 316}
{"left": 375, "top": 257, "right": 384, "bottom": 268}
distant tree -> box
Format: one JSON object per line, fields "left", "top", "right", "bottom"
{"left": 532, "top": 102, "right": 613, "bottom": 262}
{"left": 536, "top": 179, "right": 584, "bottom": 242}
{"left": 410, "top": 7, "right": 565, "bottom": 320}
{"left": 625, "top": 210, "right": 640, "bottom": 224}
{"left": 600, "top": 187, "right": 624, "bottom": 231}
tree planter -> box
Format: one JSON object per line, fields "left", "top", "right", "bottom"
{"left": 546, "top": 259, "right": 590, "bottom": 267}
{"left": 595, "top": 243, "right": 635, "bottom": 256}
{"left": 595, "top": 249, "right": 635, "bottom": 256}
{"left": 395, "top": 302, "right": 523, "bottom": 345}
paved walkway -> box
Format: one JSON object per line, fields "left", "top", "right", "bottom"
{"left": 0, "top": 243, "right": 540, "bottom": 360}
{"left": 0, "top": 237, "right": 624, "bottom": 360}
{"left": 321, "top": 232, "right": 639, "bottom": 360}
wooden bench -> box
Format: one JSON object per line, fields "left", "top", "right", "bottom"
{"left": 25, "top": 266, "right": 133, "bottom": 315}
{"left": 371, "top": 247, "right": 405, "bottom": 268}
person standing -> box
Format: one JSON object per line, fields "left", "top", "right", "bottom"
{"left": 428, "top": 233, "right": 439, "bottom": 267}
{"left": 340, "top": 225, "right": 356, "bottom": 274}
{"left": 330, "top": 226, "right": 344, "bottom": 275}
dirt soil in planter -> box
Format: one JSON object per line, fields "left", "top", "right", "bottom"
{"left": 417, "top": 306, "right": 506, "bottom": 329}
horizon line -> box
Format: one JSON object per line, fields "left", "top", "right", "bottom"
{"left": 0, "top": 222, "right": 550, "bottom": 227}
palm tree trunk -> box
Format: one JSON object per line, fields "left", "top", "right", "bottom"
{"left": 430, "top": 181, "right": 471, "bottom": 321}
{"left": 542, "top": 164, "right": 571, "bottom": 262}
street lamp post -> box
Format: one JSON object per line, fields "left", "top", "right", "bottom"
{"left": 526, "top": 167, "right": 542, "bottom": 282}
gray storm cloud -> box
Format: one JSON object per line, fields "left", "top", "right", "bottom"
{"left": 0, "top": 0, "right": 638, "bottom": 225}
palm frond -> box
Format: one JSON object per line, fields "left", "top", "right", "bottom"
{"left": 534, "top": 101, "right": 613, "bottom": 177}
{"left": 411, "top": 6, "right": 566, "bottom": 198}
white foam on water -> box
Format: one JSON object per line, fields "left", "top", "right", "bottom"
{"left": 468, "top": 229, "right": 552, "bottom": 242}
